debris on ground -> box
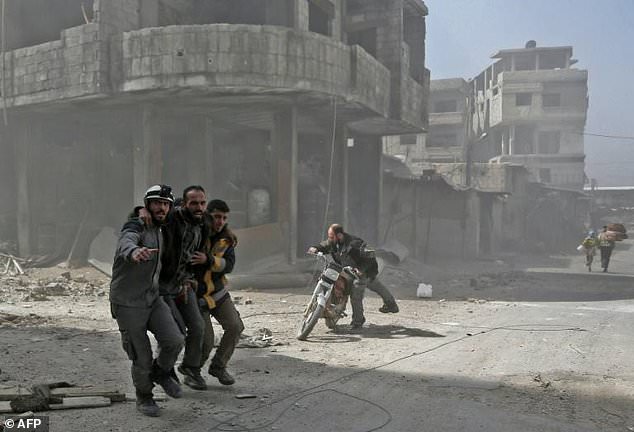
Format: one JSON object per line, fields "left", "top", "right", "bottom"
{"left": 0, "top": 383, "right": 127, "bottom": 414}
{"left": 237, "top": 328, "right": 284, "bottom": 348}
{"left": 0, "top": 313, "right": 50, "bottom": 327}
{"left": 533, "top": 374, "right": 551, "bottom": 389}
{"left": 0, "top": 269, "right": 108, "bottom": 305}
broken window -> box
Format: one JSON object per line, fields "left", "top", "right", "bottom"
{"left": 542, "top": 93, "right": 561, "bottom": 108}
{"left": 428, "top": 132, "right": 457, "bottom": 148}
{"left": 403, "top": 5, "right": 426, "bottom": 84}
{"left": 348, "top": 28, "right": 377, "bottom": 58}
{"left": 538, "top": 131, "right": 561, "bottom": 154}
{"left": 3, "top": 0, "right": 94, "bottom": 50}
{"left": 167, "top": 0, "right": 269, "bottom": 26}
{"left": 539, "top": 52, "right": 567, "bottom": 70}
{"left": 515, "top": 93, "right": 532, "bottom": 107}
{"left": 346, "top": 0, "right": 364, "bottom": 14}
{"left": 308, "top": 0, "right": 334, "bottom": 36}
{"left": 514, "top": 54, "right": 536, "bottom": 71}
{"left": 433, "top": 100, "right": 458, "bottom": 113}
{"left": 514, "top": 125, "right": 534, "bottom": 154}
{"left": 400, "top": 134, "right": 418, "bottom": 145}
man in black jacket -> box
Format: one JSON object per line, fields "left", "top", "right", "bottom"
{"left": 138, "top": 185, "right": 209, "bottom": 390}
{"left": 110, "top": 184, "right": 184, "bottom": 417}
{"left": 197, "top": 199, "right": 243, "bottom": 385}
{"left": 309, "top": 224, "right": 399, "bottom": 328}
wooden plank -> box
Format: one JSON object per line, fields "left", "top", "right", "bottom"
{"left": 48, "top": 397, "right": 111, "bottom": 410}
{"left": 50, "top": 388, "right": 126, "bottom": 402}
{"left": 0, "top": 387, "right": 31, "bottom": 402}
{"left": 0, "top": 401, "right": 13, "bottom": 413}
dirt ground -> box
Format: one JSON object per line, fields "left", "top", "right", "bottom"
{"left": 1, "top": 256, "right": 634, "bottom": 431}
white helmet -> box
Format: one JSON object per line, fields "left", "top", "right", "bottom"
{"left": 144, "top": 184, "right": 174, "bottom": 206}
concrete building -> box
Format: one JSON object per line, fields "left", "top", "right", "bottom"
{"left": 0, "top": 0, "right": 430, "bottom": 265}
{"left": 472, "top": 41, "right": 589, "bottom": 190}
{"left": 423, "top": 77, "right": 468, "bottom": 164}
{"left": 385, "top": 41, "right": 588, "bottom": 192}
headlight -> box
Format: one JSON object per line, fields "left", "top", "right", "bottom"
{"left": 322, "top": 268, "right": 340, "bottom": 283}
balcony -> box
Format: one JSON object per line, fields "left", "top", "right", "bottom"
{"left": 113, "top": 24, "right": 392, "bottom": 118}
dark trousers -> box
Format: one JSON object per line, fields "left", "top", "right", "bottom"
{"left": 349, "top": 277, "right": 396, "bottom": 325}
{"left": 200, "top": 296, "right": 244, "bottom": 370}
{"left": 176, "top": 288, "right": 205, "bottom": 370}
{"left": 112, "top": 299, "right": 184, "bottom": 396}
{"left": 600, "top": 246, "right": 614, "bottom": 270}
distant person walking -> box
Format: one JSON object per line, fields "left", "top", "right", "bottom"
{"left": 598, "top": 226, "right": 616, "bottom": 273}
{"left": 580, "top": 230, "right": 597, "bottom": 272}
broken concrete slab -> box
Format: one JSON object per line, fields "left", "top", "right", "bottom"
{"left": 87, "top": 227, "right": 118, "bottom": 277}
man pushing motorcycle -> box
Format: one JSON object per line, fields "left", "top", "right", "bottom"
{"left": 308, "top": 224, "right": 399, "bottom": 329}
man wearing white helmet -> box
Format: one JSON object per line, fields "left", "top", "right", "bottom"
{"left": 138, "top": 185, "right": 210, "bottom": 391}
{"left": 110, "top": 184, "right": 184, "bottom": 417}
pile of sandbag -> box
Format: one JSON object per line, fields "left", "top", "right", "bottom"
{"left": 605, "top": 223, "right": 628, "bottom": 241}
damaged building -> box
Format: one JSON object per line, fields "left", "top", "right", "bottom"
{"left": 0, "top": 0, "right": 430, "bottom": 267}
{"left": 382, "top": 41, "right": 590, "bottom": 257}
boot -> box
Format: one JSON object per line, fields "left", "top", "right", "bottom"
{"left": 136, "top": 394, "right": 160, "bottom": 417}
{"left": 350, "top": 317, "right": 366, "bottom": 329}
{"left": 152, "top": 361, "right": 183, "bottom": 398}
{"left": 379, "top": 301, "right": 399, "bottom": 313}
{"left": 178, "top": 364, "right": 207, "bottom": 391}
{"left": 209, "top": 366, "right": 235, "bottom": 385}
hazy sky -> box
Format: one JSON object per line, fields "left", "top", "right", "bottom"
{"left": 424, "top": 0, "right": 634, "bottom": 186}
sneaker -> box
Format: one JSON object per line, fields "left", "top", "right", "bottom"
{"left": 136, "top": 396, "right": 160, "bottom": 417}
{"left": 178, "top": 364, "right": 207, "bottom": 391}
{"left": 379, "top": 302, "right": 399, "bottom": 313}
{"left": 209, "top": 366, "right": 235, "bottom": 385}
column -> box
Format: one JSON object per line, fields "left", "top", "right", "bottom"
{"left": 14, "top": 120, "right": 33, "bottom": 256}
{"left": 133, "top": 105, "right": 162, "bottom": 205}
{"left": 273, "top": 105, "right": 299, "bottom": 264}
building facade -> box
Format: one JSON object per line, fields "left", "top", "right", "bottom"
{"left": 0, "top": 0, "right": 430, "bottom": 264}
{"left": 471, "top": 41, "right": 589, "bottom": 190}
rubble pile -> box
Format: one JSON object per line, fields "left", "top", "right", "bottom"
{"left": 0, "top": 270, "right": 109, "bottom": 304}
{"left": 0, "top": 312, "right": 50, "bottom": 327}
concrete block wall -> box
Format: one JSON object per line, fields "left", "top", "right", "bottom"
{"left": 350, "top": 45, "right": 391, "bottom": 117}
{"left": 110, "top": 24, "right": 390, "bottom": 116}
{"left": 400, "top": 72, "right": 425, "bottom": 128}
{"left": 2, "top": 23, "right": 104, "bottom": 106}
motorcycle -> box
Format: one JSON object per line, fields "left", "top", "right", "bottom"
{"left": 296, "top": 252, "right": 359, "bottom": 341}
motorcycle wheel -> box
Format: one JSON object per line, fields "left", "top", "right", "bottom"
{"left": 297, "top": 296, "right": 325, "bottom": 341}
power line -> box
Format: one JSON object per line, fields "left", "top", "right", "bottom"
{"left": 571, "top": 131, "right": 634, "bottom": 141}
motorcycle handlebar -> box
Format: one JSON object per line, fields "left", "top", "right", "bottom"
{"left": 343, "top": 266, "right": 361, "bottom": 279}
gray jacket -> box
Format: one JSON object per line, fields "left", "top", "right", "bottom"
{"left": 109, "top": 218, "right": 163, "bottom": 308}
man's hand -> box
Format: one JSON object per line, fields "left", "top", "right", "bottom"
{"left": 131, "top": 247, "right": 158, "bottom": 263}
{"left": 190, "top": 251, "right": 208, "bottom": 265}
{"left": 307, "top": 247, "right": 317, "bottom": 254}
{"left": 138, "top": 207, "right": 152, "bottom": 226}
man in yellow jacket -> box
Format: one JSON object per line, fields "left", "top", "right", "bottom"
{"left": 196, "top": 199, "right": 243, "bottom": 385}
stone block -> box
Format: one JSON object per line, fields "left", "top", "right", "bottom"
{"left": 218, "top": 31, "right": 231, "bottom": 53}
{"left": 161, "top": 54, "right": 174, "bottom": 74}
{"left": 187, "top": 55, "right": 206, "bottom": 72}
{"left": 213, "top": 52, "right": 231, "bottom": 73}
{"left": 131, "top": 58, "right": 142, "bottom": 76}
{"left": 150, "top": 56, "right": 162, "bottom": 75}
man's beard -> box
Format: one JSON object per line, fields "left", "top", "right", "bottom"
{"left": 151, "top": 212, "right": 167, "bottom": 225}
